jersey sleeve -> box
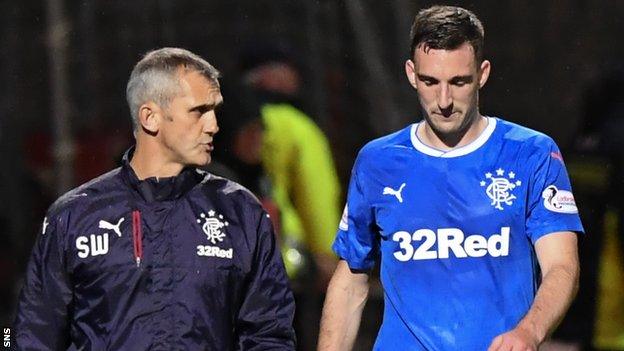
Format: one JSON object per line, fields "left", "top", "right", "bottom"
{"left": 525, "top": 139, "right": 585, "bottom": 243}
{"left": 236, "top": 210, "right": 296, "bottom": 350}
{"left": 14, "top": 212, "right": 72, "bottom": 350}
{"left": 332, "top": 158, "right": 378, "bottom": 270}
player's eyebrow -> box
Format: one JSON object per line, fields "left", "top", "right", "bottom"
{"left": 449, "top": 75, "right": 474, "bottom": 84}
{"left": 416, "top": 74, "right": 439, "bottom": 83}
{"left": 417, "top": 74, "right": 473, "bottom": 84}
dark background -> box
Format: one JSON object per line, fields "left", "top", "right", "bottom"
{"left": 1, "top": 0, "right": 623, "bottom": 347}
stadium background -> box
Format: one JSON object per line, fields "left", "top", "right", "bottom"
{"left": 1, "top": 0, "right": 623, "bottom": 349}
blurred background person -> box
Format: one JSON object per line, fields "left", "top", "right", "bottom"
{"left": 239, "top": 42, "right": 343, "bottom": 351}
{"left": 209, "top": 77, "right": 340, "bottom": 350}
{"left": 239, "top": 41, "right": 342, "bottom": 289}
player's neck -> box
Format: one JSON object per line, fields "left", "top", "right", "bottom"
{"left": 419, "top": 115, "right": 488, "bottom": 151}
{"left": 130, "top": 139, "right": 184, "bottom": 180}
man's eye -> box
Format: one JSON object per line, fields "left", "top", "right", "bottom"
{"left": 423, "top": 81, "right": 435, "bottom": 86}
{"left": 451, "top": 78, "right": 474, "bottom": 87}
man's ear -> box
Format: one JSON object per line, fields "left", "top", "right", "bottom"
{"left": 405, "top": 59, "right": 418, "bottom": 89}
{"left": 137, "top": 102, "right": 161, "bottom": 134}
{"left": 478, "top": 60, "right": 491, "bottom": 89}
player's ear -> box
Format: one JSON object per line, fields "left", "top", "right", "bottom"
{"left": 405, "top": 59, "right": 418, "bottom": 89}
{"left": 478, "top": 60, "right": 491, "bottom": 89}
{"left": 137, "top": 101, "right": 161, "bottom": 134}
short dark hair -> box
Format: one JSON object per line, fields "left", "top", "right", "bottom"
{"left": 409, "top": 5, "right": 484, "bottom": 63}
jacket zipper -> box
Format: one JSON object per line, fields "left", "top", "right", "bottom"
{"left": 132, "top": 210, "right": 143, "bottom": 267}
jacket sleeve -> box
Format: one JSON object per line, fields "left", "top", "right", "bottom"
{"left": 14, "top": 213, "right": 72, "bottom": 350}
{"left": 236, "top": 211, "right": 296, "bottom": 350}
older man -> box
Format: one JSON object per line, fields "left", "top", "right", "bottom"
{"left": 14, "top": 47, "right": 295, "bottom": 350}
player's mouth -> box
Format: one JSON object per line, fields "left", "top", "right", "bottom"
{"left": 432, "top": 111, "right": 460, "bottom": 118}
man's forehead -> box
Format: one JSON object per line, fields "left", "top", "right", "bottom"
{"left": 178, "top": 70, "right": 220, "bottom": 93}
{"left": 212, "top": 90, "right": 224, "bottom": 105}
{"left": 202, "top": 82, "right": 223, "bottom": 107}
{"left": 415, "top": 42, "right": 475, "bottom": 59}
{"left": 198, "top": 86, "right": 222, "bottom": 107}
{"left": 414, "top": 43, "right": 478, "bottom": 73}
{"left": 416, "top": 41, "right": 475, "bottom": 53}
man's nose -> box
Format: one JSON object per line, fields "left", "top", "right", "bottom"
{"left": 204, "top": 112, "right": 219, "bottom": 135}
{"left": 437, "top": 83, "right": 453, "bottom": 111}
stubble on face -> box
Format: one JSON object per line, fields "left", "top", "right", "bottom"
{"left": 421, "top": 91, "right": 480, "bottom": 144}
{"left": 158, "top": 70, "right": 221, "bottom": 168}
{"left": 409, "top": 42, "right": 488, "bottom": 149}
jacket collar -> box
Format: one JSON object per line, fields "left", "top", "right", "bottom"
{"left": 121, "top": 147, "right": 205, "bottom": 202}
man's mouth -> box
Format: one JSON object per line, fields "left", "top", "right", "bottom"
{"left": 433, "top": 111, "right": 459, "bottom": 118}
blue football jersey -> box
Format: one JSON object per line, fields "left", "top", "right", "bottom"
{"left": 333, "top": 117, "right": 584, "bottom": 350}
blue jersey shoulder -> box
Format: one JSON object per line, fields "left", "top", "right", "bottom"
{"left": 496, "top": 118, "right": 558, "bottom": 151}
{"left": 356, "top": 124, "right": 413, "bottom": 168}
{"left": 355, "top": 119, "right": 560, "bottom": 167}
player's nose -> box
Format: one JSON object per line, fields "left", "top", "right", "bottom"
{"left": 437, "top": 83, "right": 453, "bottom": 111}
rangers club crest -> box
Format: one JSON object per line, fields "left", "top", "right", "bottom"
{"left": 197, "top": 210, "right": 229, "bottom": 244}
{"left": 480, "top": 168, "right": 522, "bottom": 210}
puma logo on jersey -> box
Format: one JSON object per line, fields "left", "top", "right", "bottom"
{"left": 383, "top": 183, "right": 406, "bottom": 203}
{"left": 392, "top": 227, "right": 510, "bottom": 261}
{"left": 99, "top": 217, "right": 124, "bottom": 237}
{"left": 76, "top": 234, "right": 109, "bottom": 258}
{"left": 75, "top": 217, "right": 124, "bottom": 258}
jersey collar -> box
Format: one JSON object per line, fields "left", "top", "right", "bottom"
{"left": 121, "top": 147, "right": 204, "bottom": 202}
{"left": 410, "top": 117, "right": 496, "bottom": 158}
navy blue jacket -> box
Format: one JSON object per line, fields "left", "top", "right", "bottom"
{"left": 14, "top": 152, "right": 296, "bottom": 350}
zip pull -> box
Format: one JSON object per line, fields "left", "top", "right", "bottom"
{"left": 132, "top": 210, "right": 143, "bottom": 267}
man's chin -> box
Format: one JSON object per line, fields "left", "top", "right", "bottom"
{"left": 430, "top": 113, "right": 478, "bottom": 133}
{"left": 187, "top": 155, "right": 211, "bottom": 168}
{"left": 428, "top": 121, "right": 463, "bottom": 136}
{"left": 199, "top": 156, "right": 212, "bottom": 167}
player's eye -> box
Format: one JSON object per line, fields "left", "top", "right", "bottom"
{"left": 450, "top": 77, "right": 473, "bottom": 87}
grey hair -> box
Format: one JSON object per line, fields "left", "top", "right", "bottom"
{"left": 126, "top": 47, "right": 220, "bottom": 131}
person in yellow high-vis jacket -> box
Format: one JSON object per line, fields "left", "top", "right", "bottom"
{"left": 240, "top": 42, "right": 342, "bottom": 350}
{"left": 261, "top": 102, "right": 341, "bottom": 286}
{"left": 240, "top": 41, "right": 341, "bottom": 291}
